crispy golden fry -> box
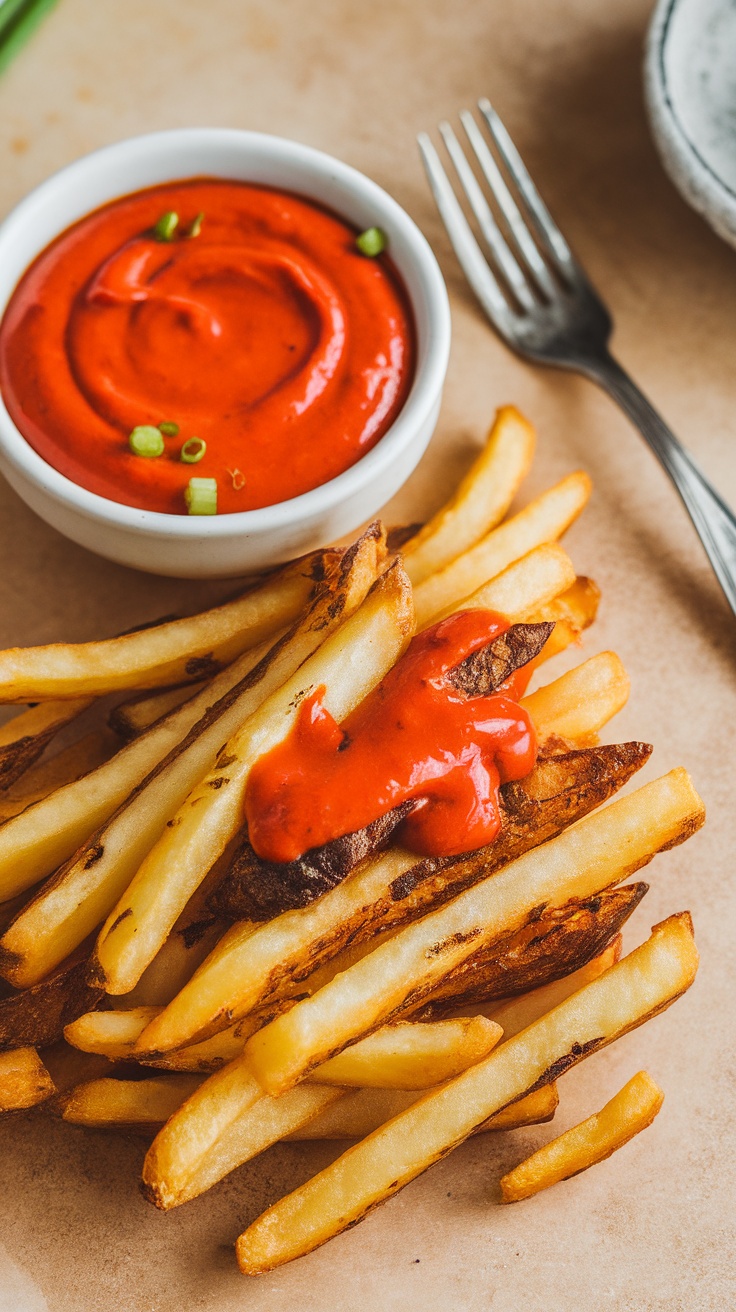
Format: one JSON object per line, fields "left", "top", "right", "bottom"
{"left": 500, "top": 1070, "right": 664, "bottom": 1202}
{"left": 0, "top": 529, "right": 385, "bottom": 985}
{"left": 0, "top": 1045, "right": 55, "bottom": 1112}
{"left": 310, "top": 1017, "right": 502, "bottom": 1089}
{"left": 99, "top": 557, "right": 413, "bottom": 1000}
{"left": 0, "top": 949, "right": 102, "bottom": 1051}
{"left": 407, "top": 883, "right": 647, "bottom": 1018}
{"left": 0, "top": 697, "right": 95, "bottom": 790}
{"left": 0, "top": 637, "right": 275, "bottom": 905}
{"left": 402, "top": 406, "right": 536, "bottom": 586}
{"left": 57, "top": 1074, "right": 204, "bottom": 1127}
{"left": 109, "top": 682, "right": 209, "bottom": 739}
{"left": 484, "top": 938, "right": 622, "bottom": 1040}
{"left": 136, "top": 741, "right": 651, "bottom": 1055}
{"left": 520, "top": 651, "right": 630, "bottom": 744}
{"left": 413, "top": 471, "right": 592, "bottom": 628}
{"left": 286, "top": 1082, "right": 559, "bottom": 1140}
{"left": 64, "top": 1005, "right": 261, "bottom": 1072}
{"left": 242, "top": 772, "right": 703, "bottom": 1096}
{"left": 235, "top": 914, "right": 697, "bottom": 1273}
{"left": 0, "top": 730, "right": 119, "bottom": 822}
{"left": 0, "top": 553, "right": 329, "bottom": 703}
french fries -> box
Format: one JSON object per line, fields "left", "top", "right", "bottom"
{"left": 0, "top": 404, "right": 708, "bottom": 1278}
{"left": 0, "top": 530, "right": 385, "bottom": 983}
{"left": 0, "top": 552, "right": 329, "bottom": 702}
{"left": 0, "top": 697, "right": 94, "bottom": 789}
{"left": 286, "top": 1082, "right": 560, "bottom": 1140}
{"left": 499, "top": 1070, "right": 664, "bottom": 1202}
{"left": 414, "top": 471, "right": 592, "bottom": 627}
{"left": 235, "top": 915, "right": 697, "bottom": 1272}
{"left": 91, "top": 555, "right": 411, "bottom": 997}
{"left": 0, "top": 1045, "right": 55, "bottom": 1112}
{"left": 241, "top": 772, "right": 703, "bottom": 1096}
{"left": 402, "top": 406, "right": 536, "bottom": 585}
{"left": 142, "top": 1018, "right": 503, "bottom": 1208}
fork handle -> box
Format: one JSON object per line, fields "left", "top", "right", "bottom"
{"left": 584, "top": 352, "right": 736, "bottom": 619}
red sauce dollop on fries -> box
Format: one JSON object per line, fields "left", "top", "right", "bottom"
{"left": 245, "top": 609, "right": 537, "bottom": 861}
{"left": 0, "top": 180, "right": 415, "bottom": 514}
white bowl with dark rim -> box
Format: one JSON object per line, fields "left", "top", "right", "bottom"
{"left": 645, "top": 0, "right": 736, "bottom": 249}
{"left": 0, "top": 129, "right": 450, "bottom": 578}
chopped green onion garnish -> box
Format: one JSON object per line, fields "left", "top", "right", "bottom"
{"left": 185, "top": 476, "right": 217, "bottom": 515}
{"left": 180, "top": 437, "right": 206, "bottom": 464}
{"left": 158, "top": 421, "right": 179, "bottom": 437}
{"left": 188, "top": 212, "right": 204, "bottom": 238}
{"left": 356, "top": 226, "right": 387, "bottom": 257}
{"left": 154, "top": 211, "right": 179, "bottom": 242}
{"left": 129, "top": 425, "right": 165, "bottom": 458}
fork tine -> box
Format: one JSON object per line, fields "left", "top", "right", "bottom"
{"left": 458, "top": 110, "right": 557, "bottom": 299}
{"left": 438, "top": 121, "right": 536, "bottom": 311}
{"left": 477, "top": 98, "right": 577, "bottom": 280}
{"left": 417, "top": 132, "right": 513, "bottom": 331}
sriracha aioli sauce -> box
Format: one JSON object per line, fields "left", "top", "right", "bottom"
{"left": 0, "top": 180, "right": 415, "bottom": 515}
{"left": 245, "top": 610, "right": 538, "bottom": 863}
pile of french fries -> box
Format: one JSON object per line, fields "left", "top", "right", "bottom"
{"left": 0, "top": 405, "right": 704, "bottom": 1274}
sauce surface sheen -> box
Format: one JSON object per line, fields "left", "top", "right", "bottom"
{"left": 0, "top": 179, "right": 416, "bottom": 514}
{"left": 245, "top": 609, "right": 538, "bottom": 863}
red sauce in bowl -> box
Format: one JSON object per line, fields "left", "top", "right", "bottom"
{"left": 0, "top": 179, "right": 416, "bottom": 515}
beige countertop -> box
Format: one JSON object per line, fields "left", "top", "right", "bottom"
{"left": 0, "top": 1, "right": 734, "bottom": 1308}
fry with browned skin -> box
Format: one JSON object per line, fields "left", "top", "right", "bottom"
{"left": 0, "top": 697, "right": 95, "bottom": 790}
{"left": 0, "top": 949, "right": 103, "bottom": 1051}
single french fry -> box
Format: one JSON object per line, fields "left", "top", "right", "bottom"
{"left": 310, "top": 1017, "right": 502, "bottom": 1089}
{"left": 0, "top": 1045, "right": 55, "bottom": 1112}
{"left": 96, "top": 557, "right": 413, "bottom": 999}
{"left": 235, "top": 915, "right": 697, "bottom": 1273}
{"left": 414, "top": 472, "right": 592, "bottom": 628}
{"left": 109, "top": 682, "right": 209, "bottom": 739}
{"left": 286, "top": 1082, "right": 559, "bottom": 1140}
{"left": 0, "top": 554, "right": 328, "bottom": 702}
{"left": 242, "top": 772, "right": 703, "bottom": 1096}
{"left": 520, "top": 651, "right": 630, "bottom": 744}
{"left": 57, "top": 1074, "right": 203, "bottom": 1127}
{"left": 500, "top": 1070, "right": 664, "bottom": 1202}
{"left": 0, "top": 529, "right": 385, "bottom": 984}
{"left": 0, "top": 697, "right": 94, "bottom": 790}
{"left": 402, "top": 406, "right": 536, "bottom": 586}
{"left": 0, "top": 730, "right": 119, "bottom": 823}
{"left": 64, "top": 1007, "right": 161, "bottom": 1060}
{"left": 136, "top": 741, "right": 651, "bottom": 1056}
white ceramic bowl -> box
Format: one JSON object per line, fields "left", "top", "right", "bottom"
{"left": 0, "top": 129, "right": 450, "bottom": 577}
{"left": 645, "top": 0, "right": 736, "bottom": 249}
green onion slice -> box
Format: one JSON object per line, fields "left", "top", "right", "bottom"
{"left": 356, "top": 226, "right": 387, "bottom": 257}
{"left": 158, "top": 421, "right": 179, "bottom": 437}
{"left": 180, "top": 437, "right": 206, "bottom": 464}
{"left": 129, "top": 425, "right": 165, "bottom": 458}
{"left": 188, "top": 212, "right": 204, "bottom": 238}
{"left": 185, "top": 477, "right": 217, "bottom": 515}
{"left": 154, "top": 211, "right": 179, "bottom": 242}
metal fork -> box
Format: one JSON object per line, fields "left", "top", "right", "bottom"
{"left": 419, "top": 98, "right": 736, "bottom": 620}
